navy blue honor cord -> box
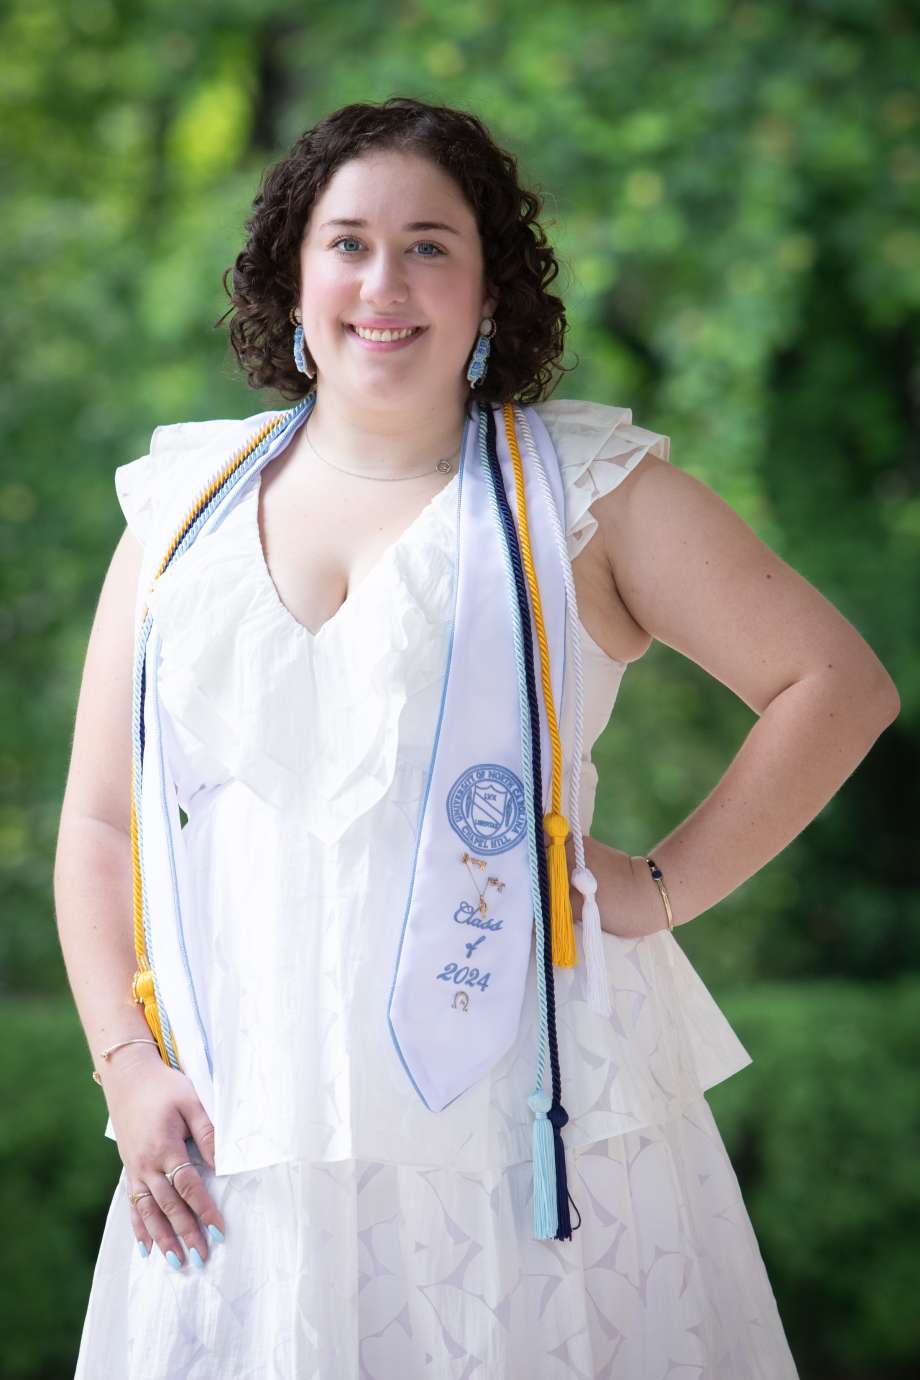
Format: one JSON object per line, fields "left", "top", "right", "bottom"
{"left": 482, "top": 404, "right": 580, "bottom": 1239}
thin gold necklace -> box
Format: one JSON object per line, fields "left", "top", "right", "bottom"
{"left": 304, "top": 421, "right": 461, "bottom": 480}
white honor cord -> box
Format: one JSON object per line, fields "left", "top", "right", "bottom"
{"left": 515, "top": 406, "right": 611, "bottom": 1018}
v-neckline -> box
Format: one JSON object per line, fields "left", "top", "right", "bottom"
{"left": 248, "top": 464, "right": 460, "bottom": 644}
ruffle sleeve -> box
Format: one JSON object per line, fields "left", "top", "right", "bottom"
{"left": 534, "top": 398, "right": 671, "bottom": 562}
{"left": 114, "top": 424, "right": 175, "bottom": 546}
{"left": 114, "top": 412, "right": 283, "bottom": 548}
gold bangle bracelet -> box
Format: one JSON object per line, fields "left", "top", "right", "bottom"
{"left": 645, "top": 856, "right": 674, "bottom": 932}
{"left": 91, "top": 1037, "right": 159, "bottom": 1084}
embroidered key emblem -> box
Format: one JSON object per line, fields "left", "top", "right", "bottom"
{"left": 459, "top": 852, "right": 506, "bottom": 918}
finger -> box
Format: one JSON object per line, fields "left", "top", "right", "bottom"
{"left": 142, "top": 1163, "right": 204, "bottom": 1268}
{"left": 132, "top": 1180, "right": 187, "bottom": 1268}
{"left": 148, "top": 1159, "right": 223, "bottom": 1268}
{"left": 167, "top": 1158, "right": 227, "bottom": 1253}
{"left": 126, "top": 1185, "right": 154, "bottom": 1257}
{"left": 184, "top": 1111, "right": 217, "bottom": 1170}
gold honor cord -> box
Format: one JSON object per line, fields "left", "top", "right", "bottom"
{"left": 129, "top": 757, "right": 169, "bottom": 1059}
{"left": 130, "top": 411, "right": 291, "bottom": 1067}
{"left": 501, "top": 403, "right": 576, "bottom": 968}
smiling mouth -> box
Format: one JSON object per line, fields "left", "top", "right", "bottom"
{"left": 346, "top": 323, "right": 427, "bottom": 342}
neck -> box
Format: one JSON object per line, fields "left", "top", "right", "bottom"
{"left": 305, "top": 379, "right": 470, "bottom": 476}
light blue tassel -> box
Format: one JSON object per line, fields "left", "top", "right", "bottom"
{"left": 528, "top": 1088, "right": 558, "bottom": 1238}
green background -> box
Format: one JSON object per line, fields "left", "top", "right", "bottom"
{"left": 2, "top": 2, "right": 918, "bottom": 1376}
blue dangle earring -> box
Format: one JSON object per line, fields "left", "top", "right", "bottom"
{"left": 289, "top": 307, "right": 316, "bottom": 379}
{"left": 466, "top": 316, "right": 497, "bottom": 388}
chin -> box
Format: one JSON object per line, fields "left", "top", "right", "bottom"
{"left": 347, "top": 370, "right": 447, "bottom": 397}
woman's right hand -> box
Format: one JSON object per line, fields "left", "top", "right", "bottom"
{"left": 101, "top": 1046, "right": 226, "bottom": 1269}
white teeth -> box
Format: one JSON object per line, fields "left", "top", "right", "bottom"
{"left": 351, "top": 325, "right": 420, "bottom": 342}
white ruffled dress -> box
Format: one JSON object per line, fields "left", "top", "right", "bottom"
{"left": 75, "top": 398, "right": 800, "bottom": 1379}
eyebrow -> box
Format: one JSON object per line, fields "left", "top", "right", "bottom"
{"left": 319, "top": 218, "right": 461, "bottom": 236}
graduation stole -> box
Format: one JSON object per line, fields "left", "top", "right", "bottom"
{"left": 130, "top": 392, "right": 610, "bottom": 1243}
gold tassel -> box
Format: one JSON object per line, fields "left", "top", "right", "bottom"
{"left": 544, "top": 811, "right": 577, "bottom": 966}
{"left": 131, "top": 965, "right": 171, "bottom": 1063}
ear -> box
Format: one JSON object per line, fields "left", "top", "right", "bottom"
{"left": 482, "top": 282, "right": 499, "bottom": 320}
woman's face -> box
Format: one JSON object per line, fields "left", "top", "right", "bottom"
{"left": 297, "top": 150, "right": 497, "bottom": 411}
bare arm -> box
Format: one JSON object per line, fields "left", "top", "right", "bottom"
{"left": 55, "top": 522, "right": 223, "bottom": 1266}
{"left": 583, "top": 453, "right": 900, "bottom": 934}
{"left": 53, "top": 525, "right": 162, "bottom": 1081}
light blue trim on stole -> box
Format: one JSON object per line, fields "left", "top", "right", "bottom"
{"left": 187, "top": 401, "right": 315, "bottom": 542}
{"left": 141, "top": 626, "right": 181, "bottom": 1069}
{"left": 385, "top": 404, "right": 475, "bottom": 1111}
{"left": 151, "top": 627, "right": 214, "bottom": 1078}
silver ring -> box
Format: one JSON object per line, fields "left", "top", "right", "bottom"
{"left": 164, "top": 1160, "right": 194, "bottom": 1188}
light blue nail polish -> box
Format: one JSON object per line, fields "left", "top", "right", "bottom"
{"left": 207, "top": 1223, "right": 224, "bottom": 1243}
{"left": 137, "top": 1240, "right": 148, "bottom": 1259}
{"left": 166, "top": 1250, "right": 182, "bottom": 1270}
{"left": 189, "top": 1247, "right": 204, "bottom": 1269}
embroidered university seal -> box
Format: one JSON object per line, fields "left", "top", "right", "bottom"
{"left": 446, "top": 763, "right": 527, "bottom": 854}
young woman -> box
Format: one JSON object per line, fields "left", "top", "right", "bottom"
{"left": 60, "top": 96, "right": 898, "bottom": 1377}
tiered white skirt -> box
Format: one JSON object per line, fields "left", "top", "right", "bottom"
{"left": 75, "top": 1092, "right": 799, "bottom": 1379}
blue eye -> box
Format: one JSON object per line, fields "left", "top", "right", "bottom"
{"left": 330, "top": 237, "right": 445, "bottom": 257}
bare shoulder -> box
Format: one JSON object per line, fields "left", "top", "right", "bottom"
{"left": 590, "top": 453, "right": 900, "bottom": 716}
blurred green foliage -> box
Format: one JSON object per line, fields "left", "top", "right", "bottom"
{"left": 709, "top": 978, "right": 920, "bottom": 1377}
{"left": 1, "top": 0, "right": 917, "bottom": 1376}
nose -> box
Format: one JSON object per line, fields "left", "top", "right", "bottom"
{"left": 359, "top": 247, "right": 409, "bottom": 307}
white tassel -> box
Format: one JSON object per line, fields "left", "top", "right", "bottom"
{"left": 571, "top": 864, "right": 610, "bottom": 1016}
{"left": 516, "top": 408, "right": 611, "bottom": 1018}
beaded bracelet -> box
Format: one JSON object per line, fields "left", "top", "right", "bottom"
{"left": 645, "top": 856, "right": 675, "bottom": 931}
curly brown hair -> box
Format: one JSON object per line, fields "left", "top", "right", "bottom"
{"left": 218, "top": 96, "right": 573, "bottom": 411}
